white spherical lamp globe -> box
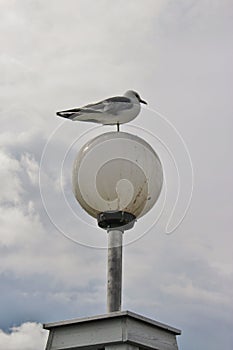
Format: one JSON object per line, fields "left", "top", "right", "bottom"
{"left": 72, "top": 132, "right": 163, "bottom": 230}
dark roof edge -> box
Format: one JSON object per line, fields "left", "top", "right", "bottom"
{"left": 43, "top": 310, "right": 181, "bottom": 335}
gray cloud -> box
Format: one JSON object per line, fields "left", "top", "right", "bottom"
{"left": 0, "top": 322, "right": 48, "bottom": 350}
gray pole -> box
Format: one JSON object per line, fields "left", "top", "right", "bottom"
{"left": 107, "top": 230, "right": 123, "bottom": 313}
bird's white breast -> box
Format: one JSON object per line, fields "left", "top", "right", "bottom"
{"left": 100, "top": 102, "right": 141, "bottom": 125}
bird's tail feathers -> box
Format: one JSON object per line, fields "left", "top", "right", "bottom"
{"left": 56, "top": 108, "right": 81, "bottom": 119}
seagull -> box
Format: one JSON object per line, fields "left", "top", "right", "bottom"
{"left": 56, "top": 90, "right": 147, "bottom": 131}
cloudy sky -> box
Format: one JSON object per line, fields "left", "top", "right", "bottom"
{"left": 0, "top": 0, "right": 233, "bottom": 349}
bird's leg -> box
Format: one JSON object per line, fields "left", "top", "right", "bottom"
{"left": 117, "top": 122, "right": 120, "bottom": 132}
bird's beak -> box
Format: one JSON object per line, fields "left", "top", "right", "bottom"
{"left": 140, "top": 99, "right": 147, "bottom": 105}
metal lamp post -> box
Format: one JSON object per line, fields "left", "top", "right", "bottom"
{"left": 44, "top": 130, "right": 181, "bottom": 350}
{"left": 72, "top": 131, "right": 163, "bottom": 313}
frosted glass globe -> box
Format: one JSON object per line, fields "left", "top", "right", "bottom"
{"left": 72, "top": 132, "right": 163, "bottom": 220}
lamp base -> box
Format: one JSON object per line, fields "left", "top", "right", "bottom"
{"left": 97, "top": 211, "right": 136, "bottom": 231}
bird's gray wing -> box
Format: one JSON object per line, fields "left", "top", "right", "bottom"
{"left": 84, "top": 96, "right": 133, "bottom": 115}
{"left": 57, "top": 96, "right": 133, "bottom": 119}
{"left": 56, "top": 107, "right": 102, "bottom": 119}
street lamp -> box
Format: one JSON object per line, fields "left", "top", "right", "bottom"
{"left": 72, "top": 131, "right": 163, "bottom": 312}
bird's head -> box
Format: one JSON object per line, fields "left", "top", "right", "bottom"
{"left": 124, "top": 90, "right": 147, "bottom": 105}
